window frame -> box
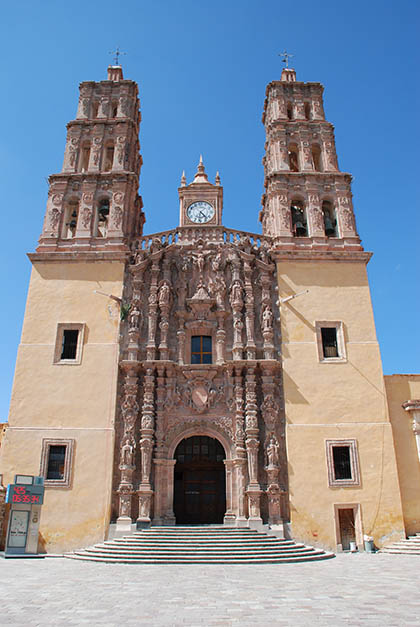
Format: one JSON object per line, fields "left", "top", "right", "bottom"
{"left": 190, "top": 335, "right": 213, "bottom": 365}
{"left": 315, "top": 320, "right": 346, "bottom": 363}
{"left": 326, "top": 439, "right": 360, "bottom": 487}
{"left": 184, "top": 322, "right": 215, "bottom": 365}
{"left": 53, "top": 323, "right": 85, "bottom": 365}
{"left": 40, "top": 438, "right": 75, "bottom": 488}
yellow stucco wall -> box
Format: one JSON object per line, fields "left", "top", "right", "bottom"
{"left": 278, "top": 260, "right": 405, "bottom": 549}
{"left": 385, "top": 374, "right": 420, "bottom": 536}
{"left": 0, "top": 260, "right": 124, "bottom": 552}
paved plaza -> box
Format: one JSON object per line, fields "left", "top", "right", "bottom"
{"left": 0, "top": 553, "right": 419, "bottom": 625}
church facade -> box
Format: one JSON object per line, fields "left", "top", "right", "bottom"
{"left": 1, "top": 64, "right": 419, "bottom": 553}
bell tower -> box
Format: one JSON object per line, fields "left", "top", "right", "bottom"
{"left": 260, "top": 67, "right": 360, "bottom": 251}
{"left": 264, "top": 66, "right": 405, "bottom": 550}
{"left": 37, "top": 64, "right": 144, "bottom": 253}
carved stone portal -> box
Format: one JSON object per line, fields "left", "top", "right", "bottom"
{"left": 115, "top": 227, "right": 286, "bottom": 529}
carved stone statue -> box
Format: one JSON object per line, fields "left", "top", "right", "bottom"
{"left": 266, "top": 435, "right": 279, "bottom": 468}
{"left": 128, "top": 303, "right": 141, "bottom": 329}
{"left": 158, "top": 281, "right": 171, "bottom": 307}
{"left": 120, "top": 438, "right": 135, "bottom": 467}
{"left": 230, "top": 280, "right": 243, "bottom": 308}
{"left": 211, "top": 252, "right": 223, "bottom": 272}
{"left": 262, "top": 305, "right": 273, "bottom": 331}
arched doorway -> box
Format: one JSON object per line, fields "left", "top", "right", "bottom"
{"left": 173, "top": 436, "right": 226, "bottom": 524}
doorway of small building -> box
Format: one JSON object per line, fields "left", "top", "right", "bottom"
{"left": 338, "top": 507, "right": 356, "bottom": 550}
{"left": 173, "top": 436, "right": 226, "bottom": 524}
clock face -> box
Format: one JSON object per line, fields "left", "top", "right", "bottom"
{"left": 186, "top": 201, "right": 215, "bottom": 224}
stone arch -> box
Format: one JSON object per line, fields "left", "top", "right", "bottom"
{"left": 169, "top": 429, "right": 230, "bottom": 525}
{"left": 167, "top": 424, "right": 233, "bottom": 461}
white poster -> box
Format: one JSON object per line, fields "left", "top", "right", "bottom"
{"left": 8, "top": 510, "right": 29, "bottom": 548}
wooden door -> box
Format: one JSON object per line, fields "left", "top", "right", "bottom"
{"left": 174, "top": 436, "right": 226, "bottom": 524}
{"left": 338, "top": 508, "right": 356, "bottom": 550}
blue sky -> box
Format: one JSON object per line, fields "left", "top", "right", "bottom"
{"left": 0, "top": 0, "right": 419, "bottom": 420}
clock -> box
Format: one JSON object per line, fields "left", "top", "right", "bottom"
{"left": 186, "top": 201, "right": 215, "bottom": 224}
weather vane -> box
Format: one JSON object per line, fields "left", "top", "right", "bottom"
{"left": 109, "top": 46, "right": 126, "bottom": 66}
{"left": 279, "top": 50, "right": 294, "bottom": 68}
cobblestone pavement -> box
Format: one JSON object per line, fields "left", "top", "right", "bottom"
{"left": 0, "top": 553, "right": 419, "bottom": 626}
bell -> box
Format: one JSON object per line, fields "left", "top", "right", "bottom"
{"left": 324, "top": 217, "right": 336, "bottom": 237}
{"left": 98, "top": 202, "right": 110, "bottom": 221}
{"left": 68, "top": 219, "right": 77, "bottom": 229}
{"left": 71, "top": 210, "right": 78, "bottom": 218}
{"left": 294, "top": 221, "right": 306, "bottom": 236}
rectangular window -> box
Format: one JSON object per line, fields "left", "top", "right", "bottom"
{"left": 53, "top": 323, "right": 85, "bottom": 365}
{"left": 46, "top": 445, "right": 66, "bottom": 480}
{"left": 40, "top": 439, "right": 75, "bottom": 487}
{"left": 315, "top": 321, "right": 346, "bottom": 362}
{"left": 61, "top": 330, "right": 79, "bottom": 360}
{"left": 191, "top": 335, "right": 212, "bottom": 364}
{"left": 321, "top": 327, "right": 338, "bottom": 358}
{"left": 332, "top": 446, "right": 352, "bottom": 480}
{"left": 326, "top": 439, "right": 360, "bottom": 487}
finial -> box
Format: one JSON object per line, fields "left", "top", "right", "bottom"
{"left": 278, "top": 50, "right": 294, "bottom": 69}
{"left": 109, "top": 46, "right": 126, "bottom": 67}
{"left": 215, "top": 171, "right": 221, "bottom": 186}
{"left": 181, "top": 170, "right": 186, "bottom": 187}
{"left": 193, "top": 155, "right": 208, "bottom": 183}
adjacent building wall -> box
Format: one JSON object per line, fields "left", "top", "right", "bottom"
{"left": 385, "top": 374, "right": 420, "bottom": 536}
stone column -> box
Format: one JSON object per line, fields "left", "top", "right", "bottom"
{"left": 146, "top": 258, "right": 160, "bottom": 360}
{"left": 223, "top": 460, "right": 236, "bottom": 525}
{"left": 151, "top": 366, "right": 166, "bottom": 524}
{"left": 307, "top": 193, "right": 325, "bottom": 238}
{"left": 158, "top": 279, "right": 172, "bottom": 360}
{"left": 233, "top": 367, "right": 248, "bottom": 525}
{"left": 301, "top": 140, "right": 314, "bottom": 172}
{"left": 403, "top": 400, "right": 420, "bottom": 462}
{"left": 176, "top": 314, "right": 186, "bottom": 365}
{"left": 261, "top": 363, "right": 286, "bottom": 526}
{"left": 245, "top": 367, "right": 262, "bottom": 523}
{"left": 75, "top": 188, "right": 95, "bottom": 239}
{"left": 164, "top": 460, "right": 177, "bottom": 525}
{"left": 137, "top": 367, "right": 155, "bottom": 528}
{"left": 260, "top": 272, "right": 275, "bottom": 359}
{"left": 116, "top": 361, "right": 141, "bottom": 534}
{"left": 244, "top": 260, "right": 257, "bottom": 359}
{"left": 337, "top": 194, "right": 358, "bottom": 239}
{"left": 229, "top": 277, "right": 244, "bottom": 361}
{"left": 215, "top": 312, "right": 226, "bottom": 365}
{"left": 106, "top": 190, "right": 125, "bottom": 239}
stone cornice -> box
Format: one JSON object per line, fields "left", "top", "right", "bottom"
{"left": 28, "top": 251, "right": 129, "bottom": 263}
{"left": 270, "top": 249, "right": 372, "bottom": 264}
{"left": 121, "top": 359, "right": 282, "bottom": 372}
{"left": 48, "top": 171, "right": 138, "bottom": 184}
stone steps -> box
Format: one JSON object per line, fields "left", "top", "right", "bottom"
{"left": 65, "top": 525, "right": 335, "bottom": 564}
{"left": 380, "top": 533, "right": 420, "bottom": 555}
